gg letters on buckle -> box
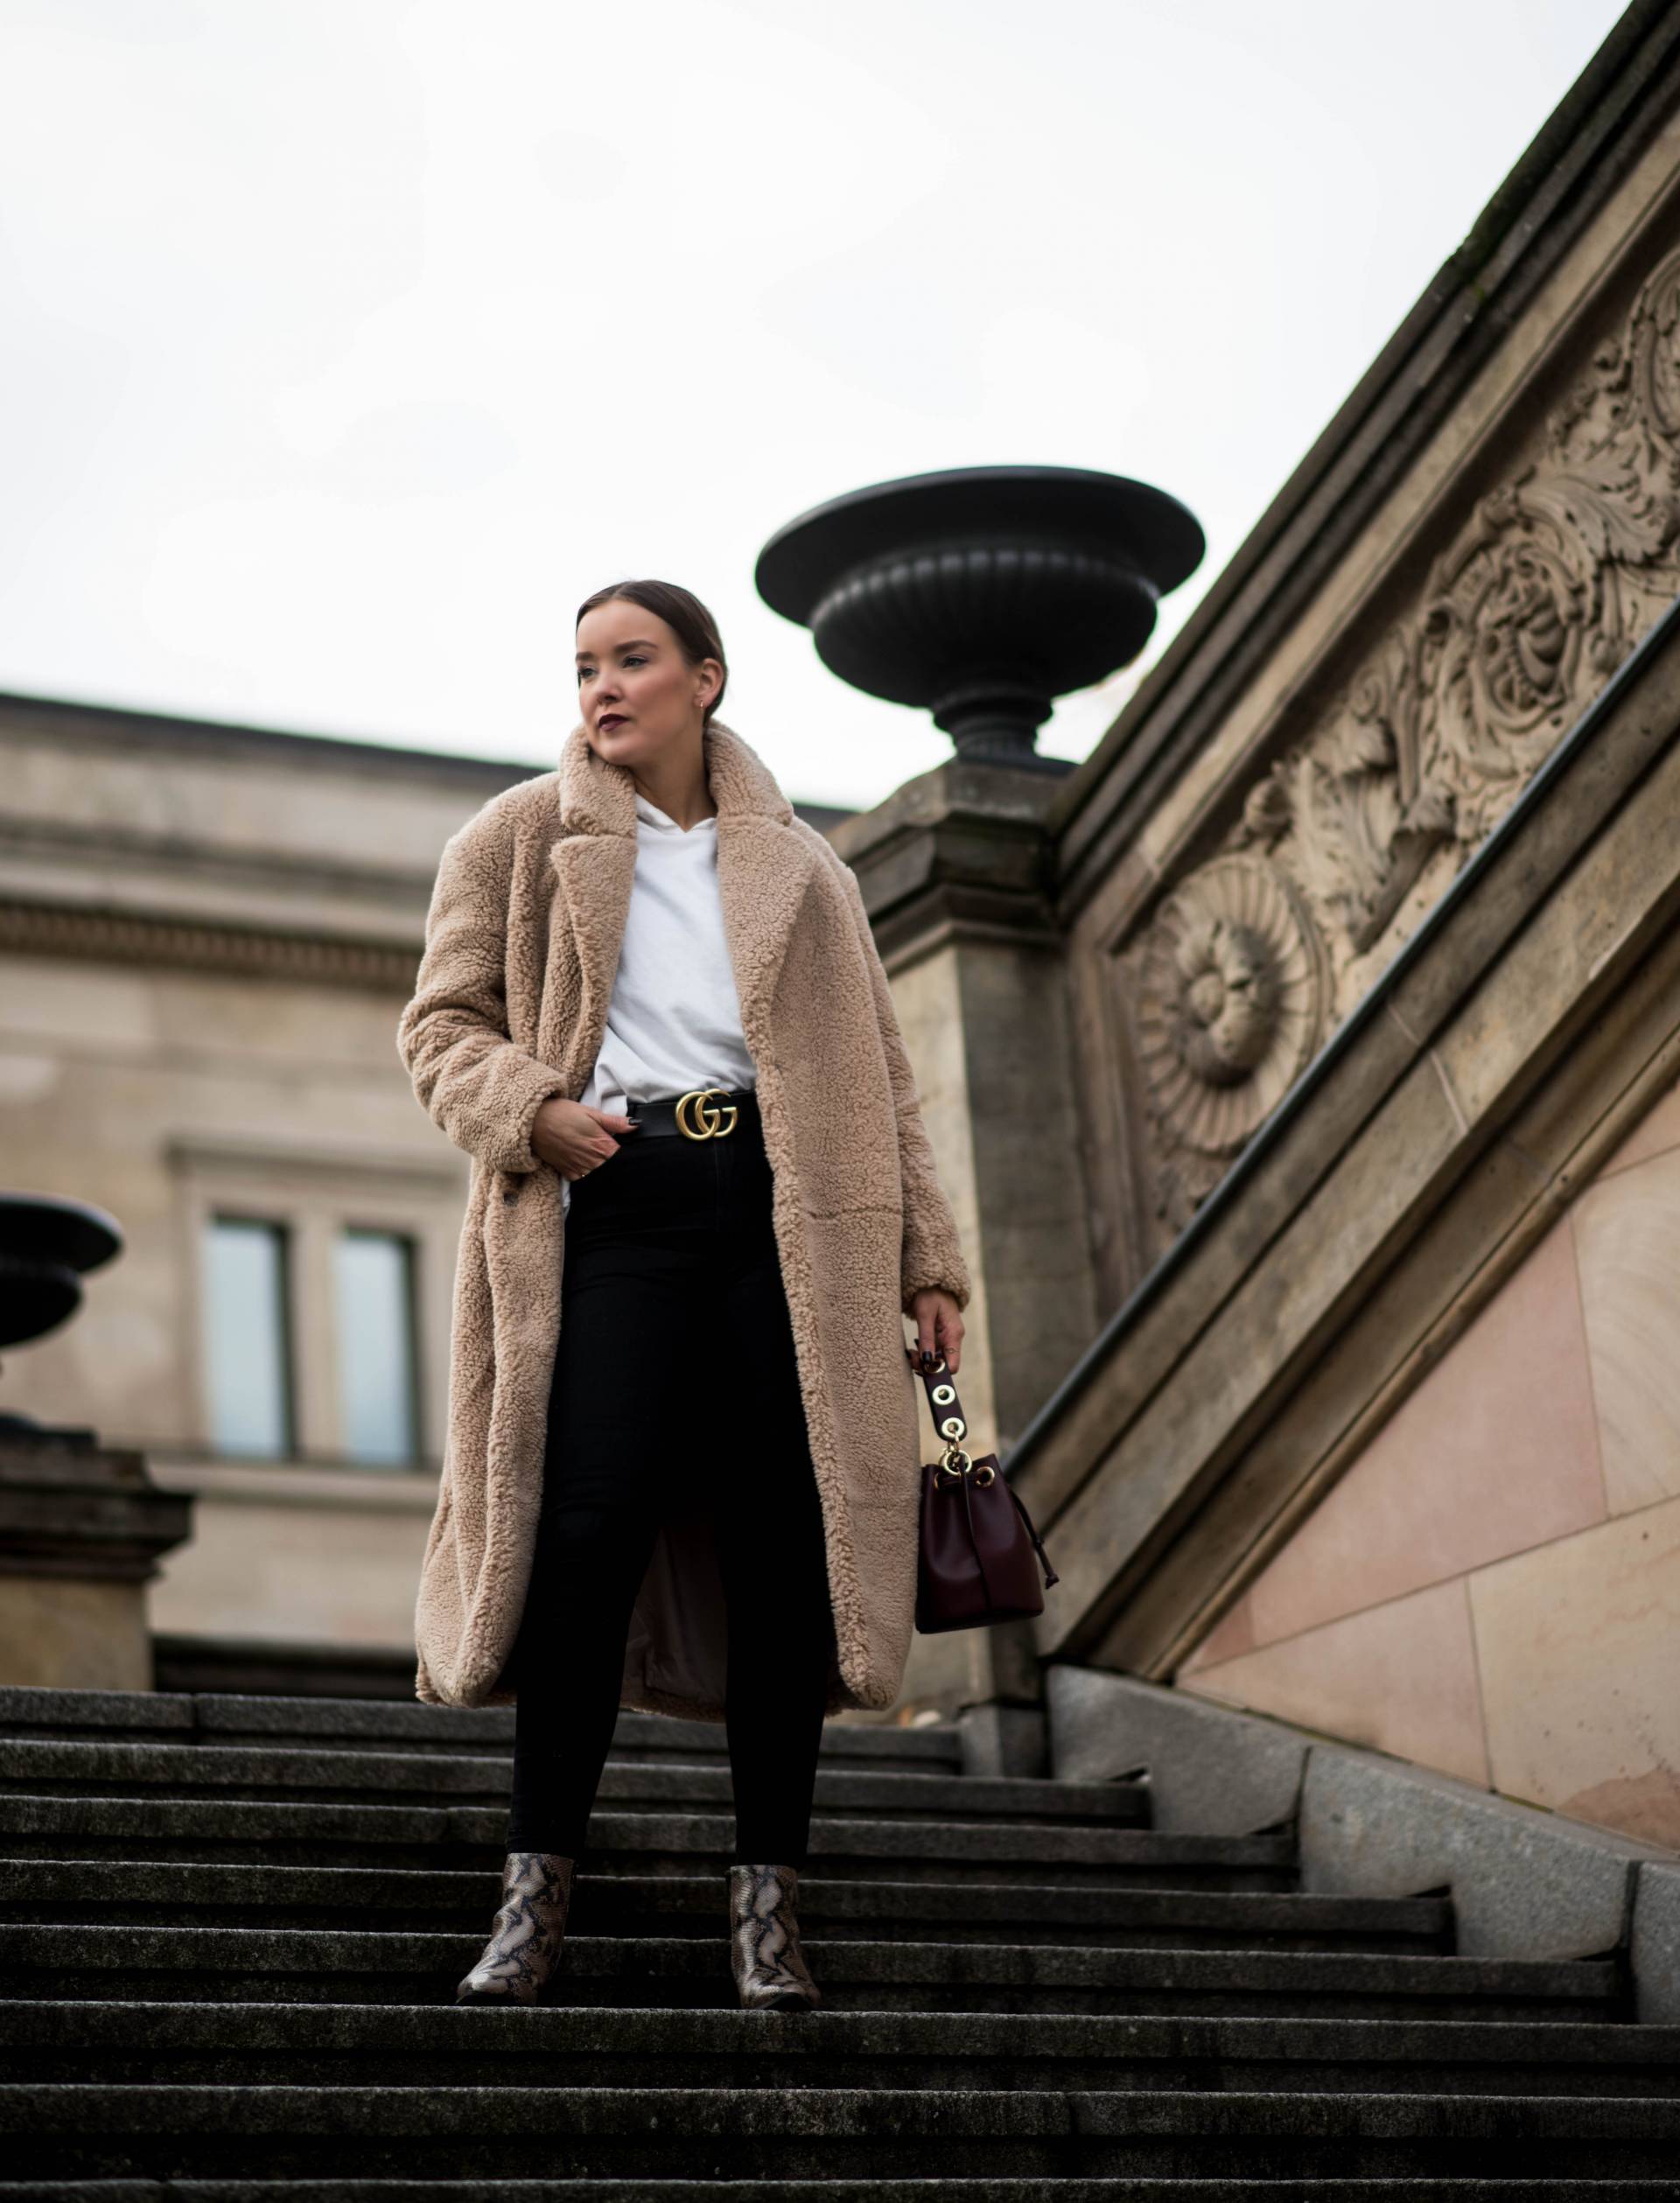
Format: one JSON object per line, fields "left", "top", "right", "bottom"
{"left": 675, "top": 1086, "right": 739, "bottom": 1140}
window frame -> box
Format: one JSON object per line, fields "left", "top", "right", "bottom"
{"left": 172, "top": 1138, "right": 463, "bottom": 1472}
{"left": 200, "top": 1209, "right": 298, "bottom": 1461}
{"left": 333, "top": 1220, "right": 424, "bottom": 1468}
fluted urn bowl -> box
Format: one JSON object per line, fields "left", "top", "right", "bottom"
{"left": 0, "top": 1193, "right": 122, "bottom": 1349}
{"left": 755, "top": 465, "right": 1205, "bottom": 766}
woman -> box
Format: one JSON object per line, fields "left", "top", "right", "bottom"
{"left": 396, "top": 577, "right": 970, "bottom": 2014}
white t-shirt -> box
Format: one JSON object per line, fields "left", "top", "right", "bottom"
{"left": 563, "top": 791, "right": 757, "bottom": 1205}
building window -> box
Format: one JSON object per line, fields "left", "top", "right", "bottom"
{"left": 203, "top": 1215, "right": 295, "bottom": 1458}
{"left": 334, "top": 1227, "right": 420, "bottom": 1465}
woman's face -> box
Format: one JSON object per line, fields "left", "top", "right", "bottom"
{"left": 575, "top": 599, "right": 721, "bottom": 772}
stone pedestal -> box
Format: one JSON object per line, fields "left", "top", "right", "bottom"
{"left": 832, "top": 758, "right": 1095, "bottom": 1735}
{"left": 0, "top": 1430, "right": 194, "bottom": 1689}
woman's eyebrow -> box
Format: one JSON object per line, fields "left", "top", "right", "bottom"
{"left": 575, "top": 637, "right": 661, "bottom": 662}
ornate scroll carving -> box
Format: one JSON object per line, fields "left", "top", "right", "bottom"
{"left": 1129, "top": 239, "right": 1680, "bottom": 1228}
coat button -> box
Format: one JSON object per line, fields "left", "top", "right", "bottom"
{"left": 502, "top": 1190, "right": 518, "bottom": 1206}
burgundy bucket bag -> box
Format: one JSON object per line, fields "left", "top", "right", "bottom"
{"left": 907, "top": 1345, "right": 1059, "bottom": 1633}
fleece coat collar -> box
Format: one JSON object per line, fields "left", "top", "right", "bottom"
{"left": 547, "top": 719, "right": 821, "bottom": 1092}
{"left": 398, "top": 717, "right": 972, "bottom": 1720}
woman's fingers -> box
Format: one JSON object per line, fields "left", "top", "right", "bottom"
{"left": 938, "top": 1303, "right": 964, "bottom": 1376}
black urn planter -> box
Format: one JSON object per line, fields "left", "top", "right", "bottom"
{"left": 756, "top": 465, "right": 1205, "bottom": 767}
{"left": 0, "top": 1193, "right": 123, "bottom": 1438}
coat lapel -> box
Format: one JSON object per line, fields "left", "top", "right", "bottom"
{"left": 546, "top": 717, "right": 819, "bottom": 1069}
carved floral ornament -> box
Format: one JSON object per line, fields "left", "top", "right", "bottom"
{"left": 1134, "top": 858, "right": 1329, "bottom": 1208}
{"left": 1128, "top": 238, "right": 1680, "bottom": 1228}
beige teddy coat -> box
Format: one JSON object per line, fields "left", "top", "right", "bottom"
{"left": 396, "top": 717, "right": 971, "bottom": 1719}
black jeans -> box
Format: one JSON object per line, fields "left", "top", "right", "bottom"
{"left": 504, "top": 1106, "right": 836, "bottom": 1865}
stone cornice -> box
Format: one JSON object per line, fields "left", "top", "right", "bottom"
{"left": 0, "top": 690, "right": 543, "bottom": 792}
{"left": 0, "top": 1431, "right": 193, "bottom": 1584}
{"left": 0, "top": 897, "right": 421, "bottom": 993}
{"left": 830, "top": 755, "right": 1067, "bottom": 966}
{"left": 144, "top": 1455, "right": 441, "bottom": 1512}
{"left": 0, "top": 818, "right": 438, "bottom": 908}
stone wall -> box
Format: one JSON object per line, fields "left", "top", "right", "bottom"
{"left": 1177, "top": 1065, "right": 1680, "bottom": 1850}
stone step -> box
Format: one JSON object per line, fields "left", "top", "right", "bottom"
{"left": 0, "top": 1859, "right": 1451, "bottom": 1951}
{"left": 2, "top": 2083, "right": 1677, "bottom": 2179}
{"left": 0, "top": 1796, "right": 1291, "bottom": 1885}
{"left": 5, "top": 2184, "right": 1676, "bottom": 2203}
{"left": 0, "top": 1740, "right": 1144, "bottom": 1825}
{"left": 0, "top": 1925, "right": 1621, "bottom": 2020}
{"left": 2, "top": 2003, "right": 1675, "bottom": 2095}
{"left": 3, "top": 2185, "right": 1676, "bottom": 2203}
{"left": 150, "top": 1634, "right": 422, "bottom": 1703}
{"left": 15, "top": 1688, "right": 1665, "bottom": 2193}
{"left": 0, "top": 1687, "right": 962, "bottom": 1767}
{"left": 2, "top": 2181, "right": 1674, "bottom": 2203}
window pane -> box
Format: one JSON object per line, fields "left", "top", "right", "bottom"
{"left": 204, "top": 1217, "right": 293, "bottom": 1458}
{"left": 335, "top": 1229, "right": 418, "bottom": 1465}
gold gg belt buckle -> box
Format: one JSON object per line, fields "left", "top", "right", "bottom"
{"left": 675, "top": 1085, "right": 739, "bottom": 1140}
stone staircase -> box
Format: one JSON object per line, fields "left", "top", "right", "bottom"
{"left": 0, "top": 1684, "right": 1676, "bottom": 2195}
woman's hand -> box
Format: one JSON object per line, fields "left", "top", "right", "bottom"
{"left": 908, "top": 1288, "right": 964, "bottom": 1376}
{"left": 532, "top": 1098, "right": 636, "bottom": 1178}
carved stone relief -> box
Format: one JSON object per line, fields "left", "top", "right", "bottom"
{"left": 1133, "top": 857, "right": 1330, "bottom": 1214}
{"left": 1126, "top": 239, "right": 1680, "bottom": 1232}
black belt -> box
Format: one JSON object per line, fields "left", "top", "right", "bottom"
{"left": 624, "top": 1086, "right": 760, "bottom": 1140}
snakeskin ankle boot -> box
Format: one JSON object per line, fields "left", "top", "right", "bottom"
{"left": 456, "top": 1850, "right": 576, "bottom": 2006}
{"left": 728, "top": 1861, "right": 822, "bottom": 2011}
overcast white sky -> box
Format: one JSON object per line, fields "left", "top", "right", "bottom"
{"left": 0, "top": 0, "right": 1631, "bottom": 808}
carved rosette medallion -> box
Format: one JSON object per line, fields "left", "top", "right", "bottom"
{"left": 1133, "top": 857, "right": 1329, "bottom": 1219}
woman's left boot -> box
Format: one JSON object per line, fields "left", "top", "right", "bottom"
{"left": 728, "top": 1862, "right": 822, "bottom": 2011}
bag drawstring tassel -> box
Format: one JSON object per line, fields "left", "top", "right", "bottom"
{"left": 1008, "top": 1485, "right": 1060, "bottom": 1588}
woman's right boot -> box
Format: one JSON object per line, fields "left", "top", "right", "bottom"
{"left": 455, "top": 1850, "right": 576, "bottom": 2005}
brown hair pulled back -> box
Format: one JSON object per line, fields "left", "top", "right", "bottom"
{"left": 576, "top": 578, "right": 728, "bottom": 726}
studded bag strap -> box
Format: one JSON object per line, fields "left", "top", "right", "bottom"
{"left": 905, "top": 1346, "right": 1059, "bottom": 1591}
